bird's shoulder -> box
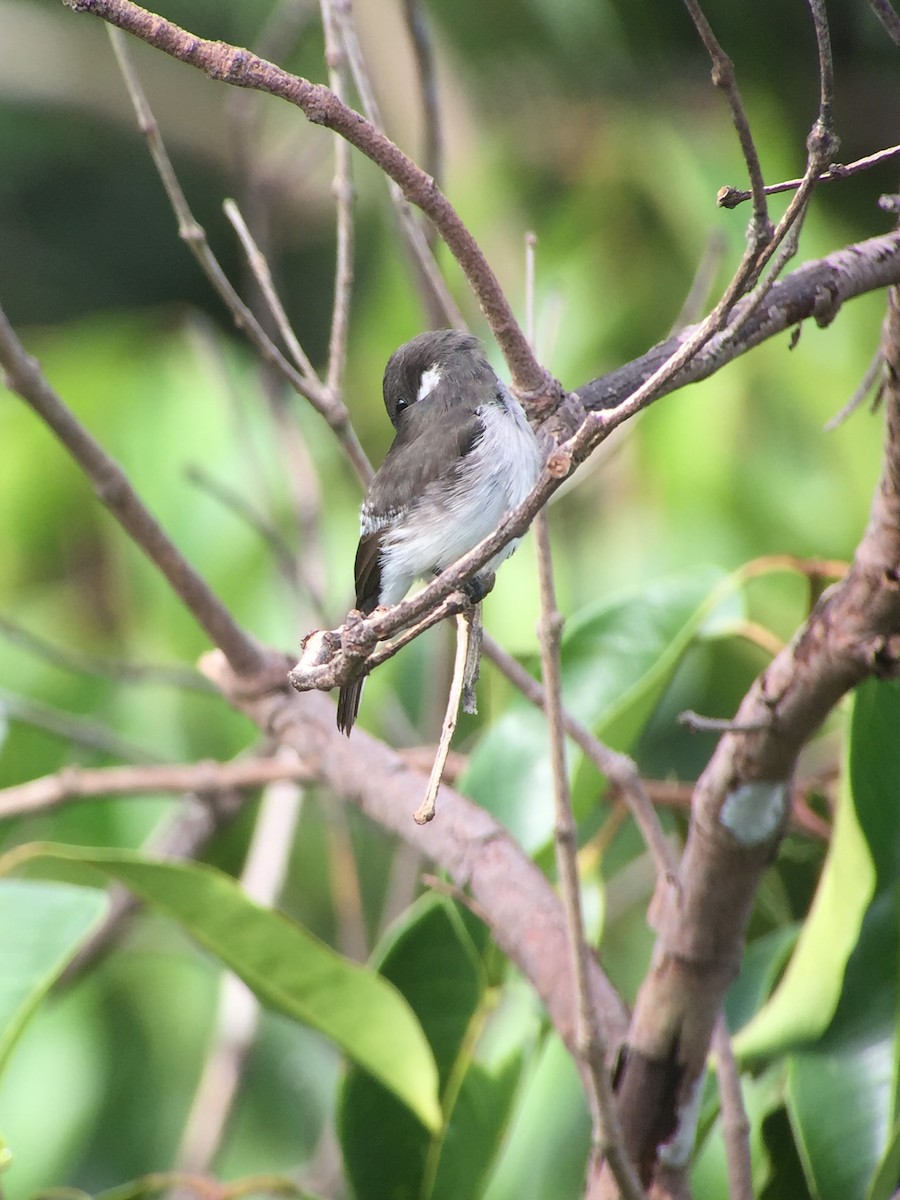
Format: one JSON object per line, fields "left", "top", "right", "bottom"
{"left": 361, "top": 398, "right": 485, "bottom": 531}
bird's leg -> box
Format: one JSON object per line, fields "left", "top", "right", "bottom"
{"left": 462, "top": 568, "right": 495, "bottom": 605}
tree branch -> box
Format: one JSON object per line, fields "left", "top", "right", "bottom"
{"left": 598, "top": 284, "right": 900, "bottom": 1190}
{"left": 535, "top": 514, "right": 647, "bottom": 1200}
{"left": 62, "top": 0, "right": 555, "bottom": 405}
{"left": 0, "top": 757, "right": 313, "bottom": 820}
{"left": 202, "top": 650, "right": 631, "bottom": 1065}
{"left": 0, "top": 301, "right": 272, "bottom": 681}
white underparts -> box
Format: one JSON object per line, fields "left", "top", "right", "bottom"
{"left": 416, "top": 364, "right": 443, "bottom": 402}
{"left": 720, "top": 780, "right": 788, "bottom": 845}
{"left": 376, "top": 389, "right": 543, "bottom": 606}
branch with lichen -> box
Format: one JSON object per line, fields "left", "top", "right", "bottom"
{"left": 593, "top": 284, "right": 900, "bottom": 1194}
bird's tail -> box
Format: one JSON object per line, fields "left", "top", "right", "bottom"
{"left": 336, "top": 677, "right": 364, "bottom": 736}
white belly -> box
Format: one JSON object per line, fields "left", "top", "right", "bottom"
{"left": 378, "top": 392, "right": 542, "bottom": 605}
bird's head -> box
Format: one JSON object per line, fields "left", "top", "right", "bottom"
{"left": 382, "top": 330, "right": 493, "bottom": 427}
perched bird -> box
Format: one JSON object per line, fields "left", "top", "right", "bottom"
{"left": 336, "top": 329, "right": 543, "bottom": 734}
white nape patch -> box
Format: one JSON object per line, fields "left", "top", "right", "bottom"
{"left": 658, "top": 1070, "right": 706, "bottom": 1169}
{"left": 720, "top": 780, "right": 788, "bottom": 845}
{"left": 416, "top": 364, "right": 442, "bottom": 402}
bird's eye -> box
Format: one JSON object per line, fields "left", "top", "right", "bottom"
{"left": 395, "top": 397, "right": 408, "bottom": 413}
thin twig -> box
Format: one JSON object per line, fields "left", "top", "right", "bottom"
{"left": 105, "top": 25, "right": 372, "bottom": 486}
{"left": 177, "top": 766, "right": 304, "bottom": 1172}
{"left": 678, "top": 709, "right": 772, "bottom": 735}
{"left": 66, "top": 0, "right": 553, "bottom": 404}
{"left": 330, "top": 0, "right": 463, "bottom": 331}
{"left": 0, "top": 756, "right": 313, "bottom": 820}
{"left": 222, "top": 198, "right": 318, "bottom": 381}
{"left": 712, "top": 0, "right": 838, "bottom": 347}
{"left": 808, "top": 0, "right": 836, "bottom": 139}
{"left": 0, "top": 616, "right": 214, "bottom": 693}
{"left": 534, "top": 512, "right": 647, "bottom": 1200}
{"left": 0, "top": 300, "right": 270, "bottom": 680}
{"left": 681, "top": 0, "right": 772, "bottom": 247}
{"left": 482, "top": 634, "right": 677, "bottom": 883}
{"left": 267, "top": 400, "right": 332, "bottom": 623}
{"left": 718, "top": 143, "right": 900, "bottom": 209}
{"left": 670, "top": 230, "right": 728, "bottom": 334}
{"left": 657, "top": 0, "right": 836, "bottom": 423}
{"left": 870, "top": 0, "right": 900, "bottom": 46}
{"left": 402, "top": 0, "right": 443, "bottom": 201}
{"left": 0, "top": 689, "right": 162, "bottom": 764}
{"left": 320, "top": 0, "right": 355, "bottom": 398}
{"left": 825, "top": 346, "right": 885, "bottom": 430}
{"left": 713, "top": 1018, "right": 754, "bottom": 1200}
{"left": 413, "top": 611, "right": 470, "bottom": 825}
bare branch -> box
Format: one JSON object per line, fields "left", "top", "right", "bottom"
{"left": 0, "top": 757, "right": 312, "bottom": 820}
{"left": 825, "top": 345, "right": 885, "bottom": 430}
{"left": 413, "top": 611, "right": 471, "bottom": 825}
{"left": 221, "top": 197, "right": 318, "bottom": 382}
{"left": 606, "top": 283, "right": 900, "bottom": 1187}
{"left": 482, "top": 634, "right": 678, "bottom": 883}
{"left": 534, "top": 514, "right": 647, "bottom": 1200}
{"left": 65, "top": 0, "right": 554, "bottom": 404}
{"left": 203, "top": 651, "right": 632, "bottom": 1067}
{"left": 713, "top": 1019, "right": 754, "bottom": 1200}
{"left": 0, "top": 616, "right": 213, "bottom": 693}
{"left": 320, "top": 0, "right": 355, "bottom": 399}
{"left": 870, "top": 0, "right": 900, "bottom": 46}
{"left": 402, "top": 0, "right": 443, "bottom": 197}
{"left": 574, "top": 231, "right": 900, "bottom": 436}
{"left": 681, "top": 0, "right": 772, "bottom": 246}
{"left": 330, "top": 0, "right": 463, "bottom": 331}
{"left": 718, "top": 143, "right": 900, "bottom": 209}
{"left": 0, "top": 301, "right": 271, "bottom": 680}
{"left": 105, "top": 25, "right": 372, "bottom": 486}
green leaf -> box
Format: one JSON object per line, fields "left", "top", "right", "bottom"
{"left": 785, "top": 889, "right": 898, "bottom": 1200}
{"left": 691, "top": 1061, "right": 787, "bottom": 1198}
{"left": 735, "top": 678, "right": 900, "bottom": 1061}
{"left": 483, "top": 1031, "right": 590, "bottom": 1200}
{"left": 6, "top": 844, "right": 440, "bottom": 1131}
{"left": 869, "top": 1115, "right": 900, "bottom": 1200}
{"left": 848, "top": 678, "right": 900, "bottom": 888}
{"left": 724, "top": 924, "right": 799, "bottom": 1034}
{"left": 430, "top": 1054, "right": 524, "bottom": 1200}
{"left": 565, "top": 566, "right": 732, "bottom": 755}
{"left": 0, "top": 880, "right": 108, "bottom": 1076}
{"left": 465, "top": 567, "right": 732, "bottom": 851}
{"left": 339, "top": 895, "right": 485, "bottom": 1200}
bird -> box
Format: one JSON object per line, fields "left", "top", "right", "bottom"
{"left": 336, "top": 329, "right": 544, "bottom": 735}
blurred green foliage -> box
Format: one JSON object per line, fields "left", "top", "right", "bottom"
{"left": 2, "top": 0, "right": 900, "bottom": 1197}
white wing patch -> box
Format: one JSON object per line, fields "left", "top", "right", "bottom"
{"left": 360, "top": 502, "right": 407, "bottom": 536}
